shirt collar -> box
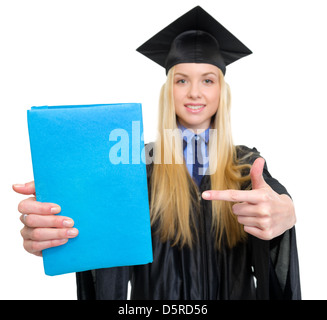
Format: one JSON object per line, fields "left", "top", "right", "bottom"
{"left": 177, "top": 122, "right": 210, "bottom": 144}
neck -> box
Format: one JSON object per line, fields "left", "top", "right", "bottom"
{"left": 177, "top": 121, "right": 211, "bottom": 135}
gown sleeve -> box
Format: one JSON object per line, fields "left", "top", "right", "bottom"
{"left": 76, "top": 266, "right": 130, "bottom": 300}
{"left": 246, "top": 147, "right": 301, "bottom": 300}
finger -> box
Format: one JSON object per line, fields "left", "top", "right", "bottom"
{"left": 202, "top": 189, "right": 262, "bottom": 204}
{"left": 18, "top": 197, "right": 61, "bottom": 215}
{"left": 250, "top": 158, "right": 266, "bottom": 190}
{"left": 21, "top": 226, "right": 79, "bottom": 241}
{"left": 236, "top": 215, "right": 261, "bottom": 228}
{"left": 20, "top": 213, "right": 74, "bottom": 228}
{"left": 23, "top": 239, "right": 68, "bottom": 255}
{"left": 243, "top": 226, "right": 273, "bottom": 241}
{"left": 12, "top": 181, "right": 36, "bottom": 195}
{"left": 232, "top": 202, "right": 259, "bottom": 217}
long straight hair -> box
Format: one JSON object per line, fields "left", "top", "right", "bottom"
{"left": 150, "top": 66, "right": 252, "bottom": 249}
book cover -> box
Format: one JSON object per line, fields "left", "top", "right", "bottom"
{"left": 27, "top": 103, "right": 153, "bottom": 276}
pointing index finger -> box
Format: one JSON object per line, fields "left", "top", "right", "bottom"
{"left": 202, "top": 189, "right": 261, "bottom": 204}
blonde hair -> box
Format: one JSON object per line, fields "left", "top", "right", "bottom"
{"left": 150, "top": 66, "right": 252, "bottom": 249}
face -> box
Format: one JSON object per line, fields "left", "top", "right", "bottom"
{"left": 173, "top": 63, "right": 220, "bottom": 132}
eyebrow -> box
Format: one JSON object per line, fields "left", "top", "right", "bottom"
{"left": 202, "top": 72, "right": 218, "bottom": 78}
{"left": 174, "top": 72, "right": 218, "bottom": 78}
{"left": 174, "top": 73, "right": 188, "bottom": 77}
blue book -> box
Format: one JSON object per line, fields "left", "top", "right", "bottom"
{"left": 27, "top": 103, "right": 153, "bottom": 276}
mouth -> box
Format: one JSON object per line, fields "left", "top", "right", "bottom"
{"left": 184, "top": 104, "right": 206, "bottom": 113}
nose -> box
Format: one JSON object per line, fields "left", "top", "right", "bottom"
{"left": 187, "top": 83, "right": 201, "bottom": 99}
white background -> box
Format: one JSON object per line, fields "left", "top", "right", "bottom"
{"left": 1, "top": 0, "right": 326, "bottom": 300}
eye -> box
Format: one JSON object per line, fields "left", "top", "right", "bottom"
{"left": 203, "top": 79, "right": 214, "bottom": 84}
{"left": 176, "top": 79, "right": 187, "bottom": 84}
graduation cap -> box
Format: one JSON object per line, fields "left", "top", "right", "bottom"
{"left": 136, "top": 6, "right": 252, "bottom": 75}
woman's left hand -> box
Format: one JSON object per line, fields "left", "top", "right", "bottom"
{"left": 202, "top": 158, "right": 296, "bottom": 240}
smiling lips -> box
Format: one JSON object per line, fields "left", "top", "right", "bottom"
{"left": 184, "top": 104, "right": 206, "bottom": 113}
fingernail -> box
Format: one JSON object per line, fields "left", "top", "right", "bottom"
{"left": 202, "top": 192, "right": 210, "bottom": 199}
{"left": 63, "top": 219, "right": 74, "bottom": 227}
{"left": 67, "top": 228, "right": 78, "bottom": 237}
{"left": 51, "top": 206, "right": 61, "bottom": 214}
{"left": 59, "top": 239, "right": 68, "bottom": 244}
{"left": 13, "top": 184, "right": 25, "bottom": 188}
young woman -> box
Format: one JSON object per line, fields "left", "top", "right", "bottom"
{"left": 13, "top": 6, "right": 301, "bottom": 299}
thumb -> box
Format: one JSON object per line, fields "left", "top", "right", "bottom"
{"left": 12, "top": 181, "right": 36, "bottom": 195}
{"left": 250, "top": 158, "right": 266, "bottom": 189}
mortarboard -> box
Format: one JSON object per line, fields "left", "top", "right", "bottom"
{"left": 136, "top": 6, "right": 252, "bottom": 75}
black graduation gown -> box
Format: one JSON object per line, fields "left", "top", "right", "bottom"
{"left": 76, "top": 145, "right": 301, "bottom": 300}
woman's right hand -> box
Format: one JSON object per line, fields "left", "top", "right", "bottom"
{"left": 13, "top": 181, "right": 79, "bottom": 257}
